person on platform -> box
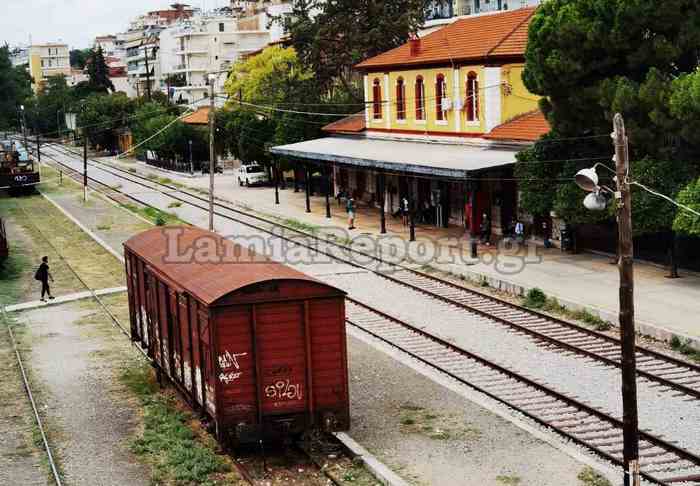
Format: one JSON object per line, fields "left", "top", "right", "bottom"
{"left": 347, "top": 196, "right": 356, "bottom": 230}
{"left": 480, "top": 213, "right": 491, "bottom": 246}
{"left": 515, "top": 219, "right": 525, "bottom": 244}
{"left": 35, "top": 256, "right": 54, "bottom": 302}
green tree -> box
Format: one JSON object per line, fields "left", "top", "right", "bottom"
{"left": 673, "top": 178, "right": 700, "bottom": 237}
{"left": 517, "top": 0, "right": 700, "bottom": 241}
{"left": 77, "top": 93, "right": 136, "bottom": 149}
{"left": 0, "top": 45, "right": 32, "bottom": 131}
{"left": 25, "top": 75, "right": 73, "bottom": 136}
{"left": 282, "top": 0, "right": 428, "bottom": 97}
{"left": 224, "top": 46, "right": 314, "bottom": 106}
{"left": 70, "top": 48, "right": 92, "bottom": 69}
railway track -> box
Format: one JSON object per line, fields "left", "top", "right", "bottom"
{"left": 345, "top": 297, "right": 700, "bottom": 485}
{"left": 36, "top": 142, "right": 700, "bottom": 482}
{"left": 38, "top": 141, "right": 700, "bottom": 401}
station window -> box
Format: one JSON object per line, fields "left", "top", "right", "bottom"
{"left": 372, "top": 78, "right": 382, "bottom": 120}
{"left": 396, "top": 78, "right": 406, "bottom": 120}
{"left": 415, "top": 76, "right": 425, "bottom": 121}
{"left": 466, "top": 72, "right": 479, "bottom": 122}
{"left": 436, "top": 74, "right": 447, "bottom": 121}
{"left": 219, "top": 23, "right": 225, "bottom": 32}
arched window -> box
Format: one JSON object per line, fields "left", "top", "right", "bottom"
{"left": 436, "top": 74, "right": 447, "bottom": 121}
{"left": 466, "top": 72, "right": 479, "bottom": 122}
{"left": 372, "top": 78, "right": 382, "bottom": 120}
{"left": 415, "top": 76, "right": 425, "bottom": 121}
{"left": 396, "top": 78, "right": 406, "bottom": 120}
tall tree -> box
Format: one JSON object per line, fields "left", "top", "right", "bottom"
{"left": 0, "top": 45, "right": 32, "bottom": 131}
{"left": 282, "top": 0, "right": 428, "bottom": 97}
{"left": 85, "top": 47, "right": 115, "bottom": 94}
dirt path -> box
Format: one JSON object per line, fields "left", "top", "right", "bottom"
{"left": 0, "top": 322, "right": 49, "bottom": 486}
{"left": 16, "top": 298, "right": 150, "bottom": 486}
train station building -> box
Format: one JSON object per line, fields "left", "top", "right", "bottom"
{"left": 270, "top": 8, "right": 549, "bottom": 240}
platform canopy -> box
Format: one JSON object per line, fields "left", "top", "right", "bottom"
{"left": 270, "top": 136, "right": 521, "bottom": 179}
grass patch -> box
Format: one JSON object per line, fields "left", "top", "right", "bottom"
{"left": 96, "top": 224, "right": 111, "bottom": 231}
{"left": 496, "top": 474, "right": 521, "bottom": 485}
{"left": 120, "top": 362, "right": 236, "bottom": 485}
{"left": 398, "top": 403, "right": 480, "bottom": 442}
{"left": 523, "top": 288, "right": 547, "bottom": 309}
{"left": 119, "top": 202, "right": 187, "bottom": 227}
{"left": 577, "top": 467, "right": 612, "bottom": 486}
{"left": 670, "top": 336, "right": 700, "bottom": 362}
{"left": 168, "top": 202, "right": 182, "bottom": 209}
{"left": 281, "top": 217, "right": 319, "bottom": 234}
{"left": 520, "top": 288, "right": 613, "bottom": 332}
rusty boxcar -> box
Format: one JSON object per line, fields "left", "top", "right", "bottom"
{"left": 123, "top": 226, "right": 349, "bottom": 443}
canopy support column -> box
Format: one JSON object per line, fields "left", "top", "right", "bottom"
{"left": 325, "top": 166, "right": 332, "bottom": 219}
{"left": 305, "top": 165, "right": 311, "bottom": 213}
{"left": 379, "top": 172, "right": 386, "bottom": 234}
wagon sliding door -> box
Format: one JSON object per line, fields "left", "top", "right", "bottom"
{"left": 254, "top": 302, "right": 309, "bottom": 415}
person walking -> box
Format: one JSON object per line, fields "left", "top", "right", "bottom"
{"left": 35, "top": 256, "right": 54, "bottom": 302}
{"left": 480, "top": 213, "right": 491, "bottom": 246}
{"left": 346, "top": 196, "right": 356, "bottom": 230}
{"left": 515, "top": 219, "right": 525, "bottom": 244}
{"left": 401, "top": 197, "right": 409, "bottom": 227}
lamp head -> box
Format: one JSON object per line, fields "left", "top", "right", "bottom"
{"left": 583, "top": 192, "right": 607, "bottom": 211}
{"left": 575, "top": 167, "right": 600, "bottom": 192}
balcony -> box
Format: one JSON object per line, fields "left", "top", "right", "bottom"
{"left": 174, "top": 48, "right": 209, "bottom": 56}
{"left": 172, "top": 64, "right": 208, "bottom": 73}
{"left": 425, "top": 1, "right": 453, "bottom": 21}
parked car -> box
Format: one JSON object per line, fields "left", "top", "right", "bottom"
{"left": 201, "top": 163, "right": 224, "bottom": 174}
{"left": 236, "top": 164, "right": 269, "bottom": 186}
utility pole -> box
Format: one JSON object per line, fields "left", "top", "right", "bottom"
{"left": 208, "top": 76, "right": 216, "bottom": 231}
{"left": 83, "top": 134, "right": 88, "bottom": 203}
{"left": 36, "top": 134, "right": 41, "bottom": 163}
{"left": 21, "top": 106, "right": 27, "bottom": 149}
{"left": 189, "top": 140, "right": 194, "bottom": 175}
{"left": 144, "top": 45, "right": 152, "bottom": 102}
{"left": 613, "top": 113, "right": 640, "bottom": 486}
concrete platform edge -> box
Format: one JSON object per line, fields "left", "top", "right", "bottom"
{"left": 333, "top": 431, "right": 412, "bottom": 486}
{"left": 6, "top": 287, "right": 127, "bottom": 312}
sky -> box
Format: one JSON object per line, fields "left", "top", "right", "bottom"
{"left": 1, "top": 0, "right": 232, "bottom": 49}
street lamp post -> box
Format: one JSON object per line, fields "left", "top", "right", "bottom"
{"left": 575, "top": 113, "right": 640, "bottom": 486}
{"left": 188, "top": 140, "right": 193, "bottom": 175}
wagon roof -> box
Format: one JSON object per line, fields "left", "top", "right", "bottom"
{"left": 124, "top": 226, "right": 343, "bottom": 305}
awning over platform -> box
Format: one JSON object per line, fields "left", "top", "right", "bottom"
{"left": 270, "top": 136, "right": 520, "bottom": 179}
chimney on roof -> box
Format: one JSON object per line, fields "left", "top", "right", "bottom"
{"left": 408, "top": 34, "right": 421, "bottom": 57}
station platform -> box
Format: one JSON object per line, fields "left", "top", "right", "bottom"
{"left": 105, "top": 157, "right": 700, "bottom": 349}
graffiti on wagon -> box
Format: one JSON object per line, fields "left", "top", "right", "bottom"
{"left": 218, "top": 350, "right": 248, "bottom": 385}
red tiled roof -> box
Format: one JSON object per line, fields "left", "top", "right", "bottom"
{"left": 485, "top": 110, "right": 550, "bottom": 142}
{"left": 322, "top": 113, "right": 366, "bottom": 134}
{"left": 182, "top": 107, "right": 210, "bottom": 125}
{"left": 355, "top": 8, "right": 536, "bottom": 71}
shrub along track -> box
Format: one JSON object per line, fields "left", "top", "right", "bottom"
{"left": 36, "top": 140, "right": 700, "bottom": 484}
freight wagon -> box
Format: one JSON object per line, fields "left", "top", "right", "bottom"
{"left": 124, "top": 226, "right": 350, "bottom": 443}
{"left": 1, "top": 139, "right": 40, "bottom": 194}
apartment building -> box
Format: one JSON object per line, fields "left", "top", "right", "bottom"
{"left": 28, "top": 43, "right": 71, "bottom": 93}
{"left": 124, "top": 4, "right": 194, "bottom": 99}
{"left": 423, "top": 0, "right": 541, "bottom": 33}
{"left": 161, "top": 11, "right": 271, "bottom": 105}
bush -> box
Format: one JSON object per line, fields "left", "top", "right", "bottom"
{"left": 524, "top": 288, "right": 547, "bottom": 309}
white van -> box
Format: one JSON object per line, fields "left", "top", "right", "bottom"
{"left": 236, "top": 164, "right": 269, "bottom": 186}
